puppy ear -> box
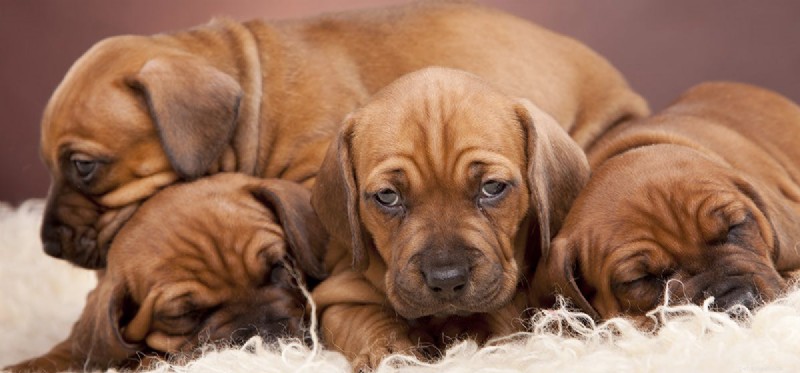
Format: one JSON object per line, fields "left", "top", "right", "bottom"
{"left": 515, "top": 99, "right": 590, "bottom": 258}
{"left": 251, "top": 179, "right": 329, "bottom": 280}
{"left": 127, "top": 57, "right": 242, "bottom": 180}
{"left": 311, "top": 116, "right": 372, "bottom": 272}
{"left": 733, "top": 177, "right": 800, "bottom": 272}
{"left": 531, "top": 238, "right": 600, "bottom": 320}
{"left": 70, "top": 271, "right": 143, "bottom": 368}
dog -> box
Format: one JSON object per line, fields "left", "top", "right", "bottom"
{"left": 530, "top": 82, "right": 800, "bottom": 322}
{"left": 5, "top": 173, "right": 327, "bottom": 372}
{"left": 310, "top": 67, "right": 590, "bottom": 368}
{"left": 38, "top": 1, "right": 648, "bottom": 269}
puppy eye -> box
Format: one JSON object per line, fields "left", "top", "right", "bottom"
{"left": 480, "top": 180, "right": 507, "bottom": 199}
{"left": 708, "top": 215, "right": 751, "bottom": 246}
{"left": 374, "top": 188, "right": 401, "bottom": 207}
{"left": 270, "top": 262, "right": 291, "bottom": 284}
{"left": 72, "top": 158, "right": 98, "bottom": 180}
{"left": 621, "top": 273, "right": 659, "bottom": 287}
{"left": 725, "top": 220, "right": 748, "bottom": 243}
{"left": 618, "top": 268, "right": 675, "bottom": 289}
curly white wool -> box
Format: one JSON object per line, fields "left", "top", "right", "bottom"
{"left": 2, "top": 200, "right": 800, "bottom": 372}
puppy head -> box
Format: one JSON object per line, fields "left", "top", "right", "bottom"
{"left": 313, "top": 67, "right": 588, "bottom": 319}
{"left": 74, "top": 173, "right": 326, "bottom": 364}
{"left": 533, "top": 145, "right": 787, "bottom": 321}
{"left": 39, "top": 34, "right": 242, "bottom": 268}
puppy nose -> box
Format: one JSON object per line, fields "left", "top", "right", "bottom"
{"left": 43, "top": 240, "right": 63, "bottom": 258}
{"left": 422, "top": 263, "right": 469, "bottom": 296}
{"left": 40, "top": 219, "right": 63, "bottom": 258}
{"left": 707, "top": 282, "right": 759, "bottom": 311}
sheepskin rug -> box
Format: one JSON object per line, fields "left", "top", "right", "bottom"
{"left": 3, "top": 200, "right": 800, "bottom": 372}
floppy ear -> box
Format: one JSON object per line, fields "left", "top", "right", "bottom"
{"left": 515, "top": 99, "right": 590, "bottom": 258}
{"left": 252, "top": 178, "right": 329, "bottom": 280}
{"left": 531, "top": 237, "right": 600, "bottom": 320}
{"left": 311, "top": 116, "right": 373, "bottom": 272}
{"left": 733, "top": 176, "right": 800, "bottom": 273}
{"left": 127, "top": 56, "right": 242, "bottom": 180}
{"left": 67, "top": 271, "right": 143, "bottom": 369}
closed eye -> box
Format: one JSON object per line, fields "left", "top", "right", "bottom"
{"left": 617, "top": 273, "right": 659, "bottom": 289}
{"left": 707, "top": 213, "right": 753, "bottom": 247}
{"left": 156, "top": 306, "right": 216, "bottom": 336}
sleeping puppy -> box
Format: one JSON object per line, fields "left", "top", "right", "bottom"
{"left": 311, "top": 67, "right": 590, "bottom": 369}
{"left": 5, "top": 173, "right": 327, "bottom": 372}
{"left": 39, "top": 1, "right": 647, "bottom": 269}
{"left": 531, "top": 82, "right": 800, "bottom": 321}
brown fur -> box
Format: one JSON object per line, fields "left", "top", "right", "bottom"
{"left": 311, "top": 67, "right": 590, "bottom": 368}
{"left": 38, "top": 1, "right": 647, "bottom": 269}
{"left": 531, "top": 82, "right": 800, "bottom": 322}
{"left": 5, "top": 174, "right": 327, "bottom": 372}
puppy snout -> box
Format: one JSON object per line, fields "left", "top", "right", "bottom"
{"left": 40, "top": 217, "right": 65, "bottom": 258}
{"left": 706, "top": 280, "right": 759, "bottom": 311}
{"left": 421, "top": 262, "right": 470, "bottom": 297}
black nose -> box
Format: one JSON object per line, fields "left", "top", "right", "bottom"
{"left": 43, "top": 240, "right": 63, "bottom": 258}
{"left": 707, "top": 281, "right": 759, "bottom": 311}
{"left": 40, "top": 219, "right": 63, "bottom": 258}
{"left": 422, "top": 263, "right": 470, "bottom": 296}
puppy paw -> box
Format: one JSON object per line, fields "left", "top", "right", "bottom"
{"left": 351, "top": 335, "right": 421, "bottom": 372}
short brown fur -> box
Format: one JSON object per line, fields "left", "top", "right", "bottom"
{"left": 38, "top": 1, "right": 647, "bottom": 268}
{"left": 311, "top": 67, "right": 590, "bottom": 369}
{"left": 531, "top": 82, "right": 800, "bottom": 322}
{"left": 6, "top": 174, "right": 327, "bottom": 372}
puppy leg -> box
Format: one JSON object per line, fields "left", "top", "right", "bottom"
{"left": 4, "top": 339, "right": 73, "bottom": 373}
{"left": 321, "top": 303, "right": 419, "bottom": 371}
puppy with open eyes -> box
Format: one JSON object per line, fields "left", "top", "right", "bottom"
{"left": 5, "top": 173, "right": 327, "bottom": 373}
{"left": 530, "top": 82, "right": 800, "bottom": 322}
{"left": 310, "top": 67, "right": 590, "bottom": 369}
{"left": 39, "top": 1, "right": 647, "bottom": 270}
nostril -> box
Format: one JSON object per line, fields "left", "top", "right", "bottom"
{"left": 43, "top": 240, "right": 63, "bottom": 258}
{"left": 41, "top": 223, "right": 64, "bottom": 258}
{"left": 709, "top": 282, "right": 759, "bottom": 311}
{"left": 422, "top": 265, "right": 469, "bottom": 295}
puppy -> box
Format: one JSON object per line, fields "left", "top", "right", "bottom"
{"left": 531, "top": 82, "right": 800, "bottom": 321}
{"left": 5, "top": 173, "right": 327, "bottom": 372}
{"left": 39, "top": 1, "right": 648, "bottom": 269}
{"left": 310, "top": 67, "right": 590, "bottom": 368}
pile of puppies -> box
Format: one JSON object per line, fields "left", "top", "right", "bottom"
{"left": 7, "top": 2, "right": 800, "bottom": 372}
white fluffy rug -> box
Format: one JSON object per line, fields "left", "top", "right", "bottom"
{"left": 3, "top": 200, "right": 800, "bottom": 372}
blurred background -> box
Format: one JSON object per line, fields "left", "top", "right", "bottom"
{"left": 2, "top": 0, "right": 799, "bottom": 204}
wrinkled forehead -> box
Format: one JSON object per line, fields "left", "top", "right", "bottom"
{"left": 350, "top": 78, "right": 526, "bottom": 180}
{"left": 574, "top": 148, "right": 745, "bottom": 252}
{"left": 40, "top": 36, "right": 160, "bottom": 160}
{"left": 109, "top": 178, "right": 285, "bottom": 267}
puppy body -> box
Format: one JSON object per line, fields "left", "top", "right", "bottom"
{"left": 40, "top": 1, "right": 648, "bottom": 268}
{"left": 532, "top": 82, "right": 800, "bottom": 320}
{"left": 312, "top": 67, "right": 590, "bottom": 368}
{"left": 5, "top": 174, "right": 327, "bottom": 372}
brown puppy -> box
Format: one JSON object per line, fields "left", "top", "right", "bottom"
{"left": 39, "top": 1, "right": 648, "bottom": 269}
{"left": 311, "top": 67, "right": 590, "bottom": 368}
{"left": 5, "top": 173, "right": 327, "bottom": 372}
{"left": 531, "top": 82, "right": 800, "bottom": 322}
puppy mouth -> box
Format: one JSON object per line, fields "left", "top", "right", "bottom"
{"left": 42, "top": 202, "right": 140, "bottom": 268}
{"left": 390, "top": 266, "right": 512, "bottom": 319}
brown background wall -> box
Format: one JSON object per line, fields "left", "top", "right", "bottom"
{"left": 2, "top": 0, "right": 799, "bottom": 204}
